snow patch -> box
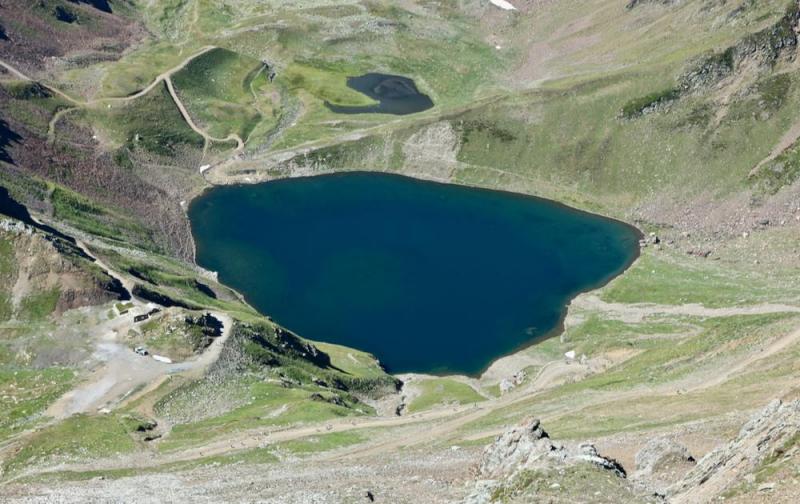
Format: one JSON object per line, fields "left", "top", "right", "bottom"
{"left": 490, "top": 0, "right": 517, "bottom": 10}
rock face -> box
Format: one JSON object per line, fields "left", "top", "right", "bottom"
{"left": 668, "top": 399, "right": 800, "bottom": 503}
{"left": 464, "top": 417, "right": 627, "bottom": 503}
{"left": 401, "top": 121, "right": 461, "bottom": 180}
{"left": 1, "top": 224, "right": 127, "bottom": 319}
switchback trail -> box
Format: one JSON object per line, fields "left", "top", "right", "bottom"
{"left": 0, "top": 47, "right": 243, "bottom": 155}
{"left": 0, "top": 47, "right": 215, "bottom": 106}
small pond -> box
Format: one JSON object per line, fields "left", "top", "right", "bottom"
{"left": 325, "top": 73, "right": 434, "bottom": 115}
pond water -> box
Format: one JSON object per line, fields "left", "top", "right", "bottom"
{"left": 325, "top": 73, "right": 434, "bottom": 115}
{"left": 190, "top": 173, "right": 639, "bottom": 375}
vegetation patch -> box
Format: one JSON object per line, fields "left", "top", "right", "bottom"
{"left": 757, "top": 73, "right": 793, "bottom": 111}
{"left": 557, "top": 313, "right": 796, "bottom": 394}
{"left": 172, "top": 47, "right": 271, "bottom": 140}
{"left": 620, "top": 87, "right": 681, "bottom": 119}
{"left": 2, "top": 413, "right": 141, "bottom": 475}
{"left": 18, "top": 288, "right": 60, "bottom": 321}
{"left": 282, "top": 60, "right": 377, "bottom": 107}
{"left": 490, "top": 465, "right": 640, "bottom": 503}
{"left": 0, "top": 367, "right": 75, "bottom": 442}
{"left": 89, "top": 83, "right": 203, "bottom": 155}
{"left": 155, "top": 378, "right": 369, "bottom": 452}
{"left": 750, "top": 134, "right": 800, "bottom": 194}
{"left": 407, "top": 378, "right": 485, "bottom": 413}
{"left": 601, "top": 251, "right": 800, "bottom": 307}
{"left": 129, "top": 311, "right": 222, "bottom": 361}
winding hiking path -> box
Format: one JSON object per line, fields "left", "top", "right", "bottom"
{"left": 0, "top": 47, "right": 243, "bottom": 155}
{"left": 0, "top": 60, "right": 33, "bottom": 82}
{"left": 572, "top": 294, "right": 800, "bottom": 323}
{"left": 46, "top": 107, "right": 77, "bottom": 145}
{"left": 163, "top": 76, "right": 244, "bottom": 154}
{"left": 1, "top": 47, "right": 214, "bottom": 106}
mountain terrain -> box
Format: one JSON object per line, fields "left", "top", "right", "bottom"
{"left": 1, "top": 0, "right": 800, "bottom": 502}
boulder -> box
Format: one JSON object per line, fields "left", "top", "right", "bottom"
{"left": 635, "top": 437, "right": 695, "bottom": 475}
{"left": 464, "top": 417, "right": 628, "bottom": 503}
{"left": 477, "top": 417, "right": 626, "bottom": 479}
{"left": 633, "top": 437, "right": 695, "bottom": 495}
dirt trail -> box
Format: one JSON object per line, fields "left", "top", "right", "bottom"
{"left": 748, "top": 118, "right": 800, "bottom": 177}
{"left": 74, "top": 239, "right": 136, "bottom": 295}
{"left": 163, "top": 76, "right": 244, "bottom": 154}
{"left": 15, "top": 344, "right": 633, "bottom": 474}
{"left": 15, "top": 295, "right": 800, "bottom": 478}
{"left": 202, "top": 91, "right": 516, "bottom": 184}
{"left": 0, "top": 47, "right": 244, "bottom": 156}
{"left": 686, "top": 324, "right": 800, "bottom": 393}
{"left": 573, "top": 294, "right": 800, "bottom": 323}
{"left": 1, "top": 47, "right": 215, "bottom": 106}
{"left": 0, "top": 60, "right": 30, "bottom": 82}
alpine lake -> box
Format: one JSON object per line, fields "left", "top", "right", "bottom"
{"left": 190, "top": 172, "right": 639, "bottom": 375}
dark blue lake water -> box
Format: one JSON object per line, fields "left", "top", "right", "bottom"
{"left": 324, "top": 73, "right": 433, "bottom": 115}
{"left": 190, "top": 173, "right": 639, "bottom": 375}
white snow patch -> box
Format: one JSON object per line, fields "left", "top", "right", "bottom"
{"left": 199, "top": 164, "right": 211, "bottom": 173}
{"left": 490, "top": 0, "right": 517, "bottom": 10}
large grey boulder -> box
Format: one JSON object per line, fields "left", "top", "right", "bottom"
{"left": 477, "top": 417, "right": 626, "bottom": 479}
{"left": 463, "top": 417, "right": 627, "bottom": 503}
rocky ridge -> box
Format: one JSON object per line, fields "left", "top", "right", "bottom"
{"left": 668, "top": 398, "right": 800, "bottom": 503}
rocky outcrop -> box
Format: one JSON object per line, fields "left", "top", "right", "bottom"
{"left": 622, "top": 2, "right": 800, "bottom": 119}
{"left": 1, "top": 222, "right": 127, "bottom": 319}
{"left": 625, "top": 0, "right": 678, "bottom": 11}
{"left": 402, "top": 121, "right": 461, "bottom": 180}
{"left": 636, "top": 438, "right": 694, "bottom": 475}
{"left": 464, "top": 417, "right": 627, "bottom": 503}
{"left": 680, "top": 3, "right": 799, "bottom": 91}
{"left": 633, "top": 437, "right": 695, "bottom": 496}
{"left": 668, "top": 399, "right": 800, "bottom": 503}
{"left": 477, "top": 417, "right": 626, "bottom": 479}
